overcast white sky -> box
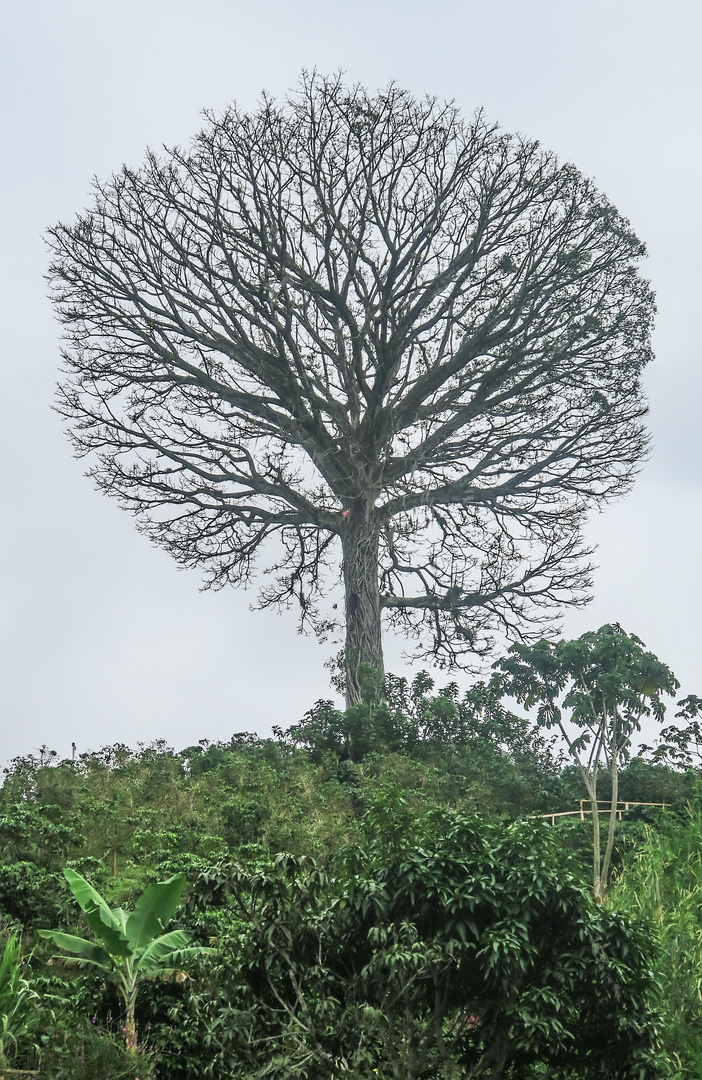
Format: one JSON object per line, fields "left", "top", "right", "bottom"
{"left": 1, "top": 0, "right": 700, "bottom": 761}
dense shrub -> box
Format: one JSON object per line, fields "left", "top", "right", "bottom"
{"left": 157, "top": 811, "right": 665, "bottom": 1080}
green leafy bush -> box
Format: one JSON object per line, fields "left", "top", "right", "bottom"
{"left": 0, "top": 862, "right": 62, "bottom": 929}
{"left": 170, "top": 811, "right": 664, "bottom": 1079}
{"left": 37, "top": 1017, "right": 154, "bottom": 1080}
{"left": 40, "top": 870, "right": 212, "bottom": 1051}
{"left": 613, "top": 800, "right": 702, "bottom": 1077}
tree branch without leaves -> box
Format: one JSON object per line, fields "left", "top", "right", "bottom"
{"left": 50, "top": 73, "right": 654, "bottom": 696}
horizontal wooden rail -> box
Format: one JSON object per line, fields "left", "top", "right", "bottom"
{"left": 538, "top": 801, "right": 669, "bottom": 826}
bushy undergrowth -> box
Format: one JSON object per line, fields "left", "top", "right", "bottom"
{"left": 0, "top": 677, "right": 695, "bottom": 1077}
{"left": 612, "top": 798, "right": 702, "bottom": 1078}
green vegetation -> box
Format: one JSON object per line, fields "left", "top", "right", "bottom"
{"left": 612, "top": 804, "right": 702, "bottom": 1075}
{"left": 186, "top": 819, "right": 662, "bottom": 1078}
{"left": 0, "top": 932, "right": 39, "bottom": 1068}
{"left": 498, "top": 623, "right": 679, "bottom": 897}
{"left": 40, "top": 870, "right": 212, "bottom": 1050}
{"left": 0, "top": 629, "right": 700, "bottom": 1077}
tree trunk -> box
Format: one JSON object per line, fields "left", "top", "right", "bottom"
{"left": 341, "top": 509, "right": 384, "bottom": 707}
{"left": 592, "top": 798, "right": 602, "bottom": 899}
{"left": 125, "top": 991, "right": 137, "bottom": 1051}
{"left": 600, "top": 749, "right": 619, "bottom": 898}
{"left": 581, "top": 770, "right": 601, "bottom": 899}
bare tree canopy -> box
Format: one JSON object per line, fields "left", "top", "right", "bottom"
{"left": 49, "top": 74, "right": 654, "bottom": 704}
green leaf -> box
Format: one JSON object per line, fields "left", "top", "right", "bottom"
{"left": 63, "top": 868, "right": 114, "bottom": 923}
{"left": 38, "top": 930, "right": 115, "bottom": 977}
{"left": 62, "top": 869, "right": 130, "bottom": 955}
{"left": 137, "top": 928, "right": 213, "bottom": 976}
{"left": 126, "top": 874, "right": 186, "bottom": 954}
{"left": 137, "top": 928, "right": 193, "bottom": 966}
{"left": 138, "top": 944, "right": 214, "bottom": 978}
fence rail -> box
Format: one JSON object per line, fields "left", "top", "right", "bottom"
{"left": 538, "top": 801, "right": 669, "bottom": 826}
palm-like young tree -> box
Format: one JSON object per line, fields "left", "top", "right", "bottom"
{"left": 40, "top": 869, "right": 211, "bottom": 1049}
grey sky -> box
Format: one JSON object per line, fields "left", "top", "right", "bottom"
{"left": 1, "top": 0, "right": 700, "bottom": 761}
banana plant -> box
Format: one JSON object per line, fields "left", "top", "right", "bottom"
{"left": 40, "top": 869, "right": 212, "bottom": 1049}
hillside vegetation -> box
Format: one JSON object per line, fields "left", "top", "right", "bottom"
{"left": 0, "top": 672, "right": 699, "bottom": 1078}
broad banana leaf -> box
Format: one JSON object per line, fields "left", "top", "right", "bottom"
{"left": 125, "top": 874, "right": 186, "bottom": 954}
{"left": 38, "top": 931, "right": 115, "bottom": 978}
{"left": 112, "top": 908, "right": 130, "bottom": 939}
{"left": 88, "top": 906, "right": 131, "bottom": 958}
{"left": 63, "top": 870, "right": 131, "bottom": 956}
{"left": 136, "top": 928, "right": 193, "bottom": 966}
{"left": 83, "top": 907, "right": 130, "bottom": 958}
{"left": 64, "top": 869, "right": 115, "bottom": 923}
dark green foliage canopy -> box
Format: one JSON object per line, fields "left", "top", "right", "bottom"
{"left": 181, "top": 814, "right": 663, "bottom": 1079}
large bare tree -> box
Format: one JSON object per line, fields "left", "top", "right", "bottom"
{"left": 49, "top": 75, "right": 654, "bottom": 704}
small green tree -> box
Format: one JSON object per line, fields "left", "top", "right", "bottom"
{"left": 40, "top": 869, "right": 212, "bottom": 1050}
{"left": 497, "top": 623, "right": 678, "bottom": 898}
